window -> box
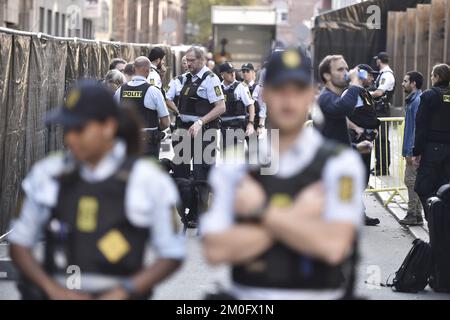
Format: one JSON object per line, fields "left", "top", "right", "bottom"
{"left": 47, "top": 9, "right": 52, "bottom": 34}
{"left": 83, "top": 19, "right": 93, "bottom": 39}
{"left": 61, "top": 14, "right": 66, "bottom": 37}
{"left": 39, "top": 7, "right": 45, "bottom": 32}
{"left": 55, "top": 12, "right": 60, "bottom": 36}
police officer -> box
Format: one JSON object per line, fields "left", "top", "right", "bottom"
{"left": 201, "top": 48, "right": 364, "bottom": 300}
{"left": 345, "top": 64, "right": 381, "bottom": 226}
{"left": 252, "top": 67, "right": 268, "bottom": 135}
{"left": 166, "top": 56, "right": 189, "bottom": 116}
{"left": 9, "top": 82, "right": 185, "bottom": 300}
{"left": 172, "top": 47, "right": 226, "bottom": 226}
{"left": 219, "top": 62, "right": 256, "bottom": 152}
{"left": 413, "top": 63, "right": 450, "bottom": 219}
{"left": 371, "top": 52, "right": 396, "bottom": 176}
{"left": 148, "top": 47, "right": 166, "bottom": 89}
{"left": 241, "top": 63, "right": 266, "bottom": 133}
{"left": 114, "top": 56, "right": 170, "bottom": 159}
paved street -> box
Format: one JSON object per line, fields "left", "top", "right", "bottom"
{"left": 0, "top": 194, "right": 449, "bottom": 300}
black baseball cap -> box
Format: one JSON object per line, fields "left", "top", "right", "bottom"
{"left": 219, "top": 62, "right": 237, "bottom": 73}
{"left": 373, "top": 52, "right": 389, "bottom": 63}
{"left": 357, "top": 64, "right": 379, "bottom": 75}
{"left": 264, "top": 48, "right": 312, "bottom": 87}
{"left": 241, "top": 63, "right": 255, "bottom": 71}
{"left": 149, "top": 47, "right": 166, "bottom": 62}
{"left": 45, "top": 81, "right": 120, "bottom": 129}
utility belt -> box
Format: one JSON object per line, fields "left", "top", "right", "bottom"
{"left": 349, "top": 129, "right": 378, "bottom": 144}
{"left": 374, "top": 99, "right": 391, "bottom": 116}
{"left": 175, "top": 117, "right": 221, "bottom": 130}
{"left": 17, "top": 275, "right": 152, "bottom": 300}
{"left": 221, "top": 118, "right": 247, "bottom": 130}
{"left": 142, "top": 129, "right": 164, "bottom": 145}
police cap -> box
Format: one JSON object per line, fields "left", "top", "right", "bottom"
{"left": 264, "top": 48, "right": 312, "bottom": 87}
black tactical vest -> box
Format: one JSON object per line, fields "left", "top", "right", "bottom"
{"left": 179, "top": 72, "right": 214, "bottom": 117}
{"left": 248, "top": 83, "right": 260, "bottom": 121}
{"left": 44, "top": 158, "right": 150, "bottom": 277}
{"left": 430, "top": 87, "right": 450, "bottom": 134}
{"left": 121, "top": 83, "right": 159, "bottom": 129}
{"left": 222, "top": 82, "right": 246, "bottom": 118}
{"left": 232, "top": 142, "right": 352, "bottom": 290}
{"left": 375, "top": 70, "right": 396, "bottom": 104}
{"left": 173, "top": 75, "right": 184, "bottom": 107}
{"left": 349, "top": 89, "right": 381, "bottom": 129}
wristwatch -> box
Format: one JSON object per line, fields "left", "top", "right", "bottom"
{"left": 258, "top": 124, "right": 265, "bottom": 129}
{"left": 248, "top": 120, "right": 255, "bottom": 125}
{"left": 196, "top": 119, "right": 204, "bottom": 127}
{"left": 237, "top": 202, "right": 269, "bottom": 224}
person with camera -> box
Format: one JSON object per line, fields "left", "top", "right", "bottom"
{"left": 345, "top": 64, "right": 382, "bottom": 226}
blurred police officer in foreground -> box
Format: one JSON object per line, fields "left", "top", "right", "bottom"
{"left": 219, "top": 62, "right": 255, "bottom": 152}
{"left": 166, "top": 56, "right": 189, "bottom": 116}
{"left": 242, "top": 63, "right": 266, "bottom": 134}
{"left": 114, "top": 56, "right": 170, "bottom": 159}
{"left": 371, "top": 52, "right": 396, "bottom": 176}
{"left": 345, "top": 64, "right": 381, "bottom": 226}
{"left": 413, "top": 64, "right": 450, "bottom": 219}
{"left": 9, "top": 82, "right": 184, "bottom": 300}
{"left": 201, "top": 48, "right": 364, "bottom": 300}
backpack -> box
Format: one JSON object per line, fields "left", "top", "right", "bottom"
{"left": 390, "top": 239, "right": 432, "bottom": 293}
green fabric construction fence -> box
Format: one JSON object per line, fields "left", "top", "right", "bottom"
{"left": 0, "top": 27, "right": 173, "bottom": 235}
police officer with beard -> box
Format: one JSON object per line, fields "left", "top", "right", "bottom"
{"left": 371, "top": 52, "right": 396, "bottom": 176}
{"left": 171, "top": 47, "right": 226, "bottom": 227}
{"left": 9, "top": 82, "right": 184, "bottom": 300}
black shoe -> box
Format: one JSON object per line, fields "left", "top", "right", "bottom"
{"left": 365, "top": 214, "right": 380, "bottom": 226}
{"left": 399, "top": 213, "right": 424, "bottom": 226}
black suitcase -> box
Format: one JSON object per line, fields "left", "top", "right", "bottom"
{"left": 427, "top": 184, "right": 450, "bottom": 293}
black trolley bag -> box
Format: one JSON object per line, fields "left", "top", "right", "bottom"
{"left": 427, "top": 183, "right": 450, "bottom": 293}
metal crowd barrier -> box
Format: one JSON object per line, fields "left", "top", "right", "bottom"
{"left": 367, "top": 117, "right": 407, "bottom": 207}
{"left": 305, "top": 118, "right": 407, "bottom": 206}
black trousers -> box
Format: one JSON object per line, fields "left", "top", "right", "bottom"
{"left": 221, "top": 120, "right": 247, "bottom": 154}
{"left": 143, "top": 130, "right": 161, "bottom": 159}
{"left": 172, "top": 121, "right": 218, "bottom": 181}
{"left": 415, "top": 142, "right": 450, "bottom": 220}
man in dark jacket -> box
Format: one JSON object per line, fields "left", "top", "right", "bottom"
{"left": 413, "top": 64, "right": 450, "bottom": 219}
{"left": 317, "top": 55, "right": 363, "bottom": 146}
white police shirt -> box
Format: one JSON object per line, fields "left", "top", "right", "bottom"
{"left": 9, "top": 140, "right": 185, "bottom": 292}
{"left": 178, "top": 66, "right": 225, "bottom": 123}
{"left": 376, "top": 66, "right": 395, "bottom": 93}
{"left": 201, "top": 127, "right": 365, "bottom": 300}
{"left": 166, "top": 73, "right": 187, "bottom": 102}
{"left": 147, "top": 63, "right": 163, "bottom": 89}
{"left": 252, "top": 84, "right": 267, "bottom": 119}
{"left": 221, "top": 80, "right": 255, "bottom": 122}
{"left": 114, "top": 76, "right": 169, "bottom": 129}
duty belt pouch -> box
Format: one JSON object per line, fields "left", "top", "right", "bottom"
{"left": 143, "top": 130, "right": 162, "bottom": 145}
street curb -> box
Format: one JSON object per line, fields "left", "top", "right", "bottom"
{"left": 374, "top": 192, "right": 429, "bottom": 242}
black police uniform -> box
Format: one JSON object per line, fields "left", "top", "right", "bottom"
{"left": 120, "top": 83, "right": 162, "bottom": 158}
{"left": 373, "top": 70, "right": 396, "bottom": 175}
{"left": 349, "top": 88, "right": 381, "bottom": 185}
{"left": 414, "top": 81, "right": 450, "bottom": 219}
{"left": 248, "top": 82, "right": 261, "bottom": 130}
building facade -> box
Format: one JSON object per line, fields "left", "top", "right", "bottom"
{"left": 1, "top": 0, "right": 95, "bottom": 38}
{"left": 110, "top": 0, "right": 186, "bottom": 45}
